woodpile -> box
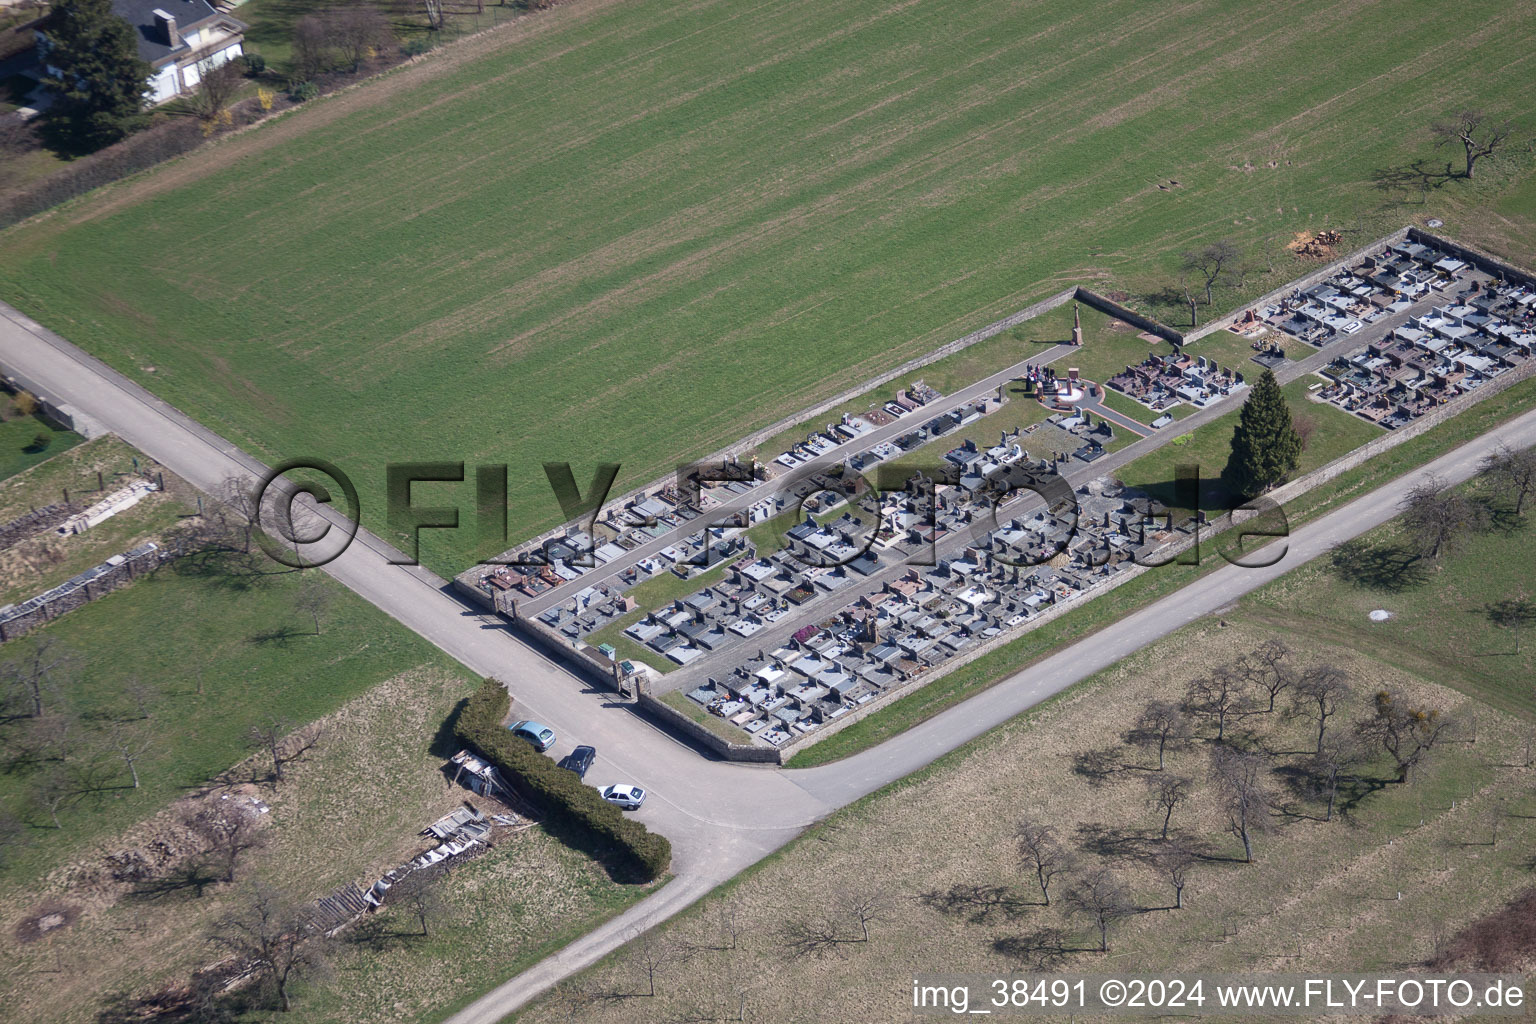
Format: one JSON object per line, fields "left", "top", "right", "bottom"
{"left": 1288, "top": 229, "right": 1343, "bottom": 260}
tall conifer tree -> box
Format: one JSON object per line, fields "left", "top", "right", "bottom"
{"left": 1222, "top": 368, "right": 1301, "bottom": 498}
{"left": 41, "top": 0, "right": 151, "bottom": 151}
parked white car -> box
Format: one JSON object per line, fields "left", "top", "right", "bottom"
{"left": 600, "top": 784, "right": 647, "bottom": 810}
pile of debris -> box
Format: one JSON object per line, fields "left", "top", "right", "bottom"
{"left": 361, "top": 803, "right": 525, "bottom": 908}
{"left": 447, "top": 748, "right": 515, "bottom": 801}
{"left": 304, "top": 883, "right": 372, "bottom": 936}
{"left": 1288, "top": 229, "right": 1343, "bottom": 260}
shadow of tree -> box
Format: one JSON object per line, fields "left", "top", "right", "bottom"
{"left": 1478, "top": 495, "right": 1528, "bottom": 534}
{"left": 1072, "top": 746, "right": 1135, "bottom": 786}
{"left": 1484, "top": 598, "right": 1536, "bottom": 655}
{"left": 170, "top": 550, "right": 286, "bottom": 592}
{"left": 1370, "top": 159, "right": 1460, "bottom": 201}
{"left": 126, "top": 859, "right": 222, "bottom": 902}
{"left": 1144, "top": 286, "right": 1195, "bottom": 328}
{"left": 1329, "top": 539, "right": 1429, "bottom": 592}
{"left": 1073, "top": 822, "right": 1168, "bottom": 863}
{"left": 992, "top": 928, "right": 1097, "bottom": 968}
{"left": 429, "top": 698, "right": 469, "bottom": 759}
{"left": 918, "top": 883, "right": 1037, "bottom": 924}
{"left": 247, "top": 625, "right": 308, "bottom": 646}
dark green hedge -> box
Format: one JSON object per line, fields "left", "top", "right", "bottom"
{"left": 455, "top": 679, "right": 672, "bottom": 881}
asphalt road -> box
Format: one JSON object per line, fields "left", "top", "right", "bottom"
{"left": 3, "top": 297, "right": 1533, "bottom": 1024}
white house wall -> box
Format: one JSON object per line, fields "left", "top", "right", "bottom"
{"left": 147, "top": 66, "right": 179, "bottom": 105}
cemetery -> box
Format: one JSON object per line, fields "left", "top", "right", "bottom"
{"left": 455, "top": 225, "right": 1536, "bottom": 755}
{"left": 1104, "top": 350, "right": 1248, "bottom": 414}
{"left": 1316, "top": 284, "right": 1536, "bottom": 429}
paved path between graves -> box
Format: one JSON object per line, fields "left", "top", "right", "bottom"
{"left": 1077, "top": 392, "right": 1150, "bottom": 436}
{"left": 3, "top": 295, "right": 1532, "bottom": 1024}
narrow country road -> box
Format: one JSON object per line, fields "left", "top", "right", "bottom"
{"left": 3, "top": 298, "right": 1534, "bottom": 1024}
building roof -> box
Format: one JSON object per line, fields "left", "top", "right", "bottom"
{"left": 113, "top": 0, "right": 222, "bottom": 64}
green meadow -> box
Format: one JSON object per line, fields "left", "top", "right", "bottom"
{"left": 0, "top": 0, "right": 1532, "bottom": 573}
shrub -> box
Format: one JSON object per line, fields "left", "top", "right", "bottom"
{"left": 454, "top": 679, "right": 672, "bottom": 881}
{"left": 400, "top": 37, "right": 432, "bottom": 58}
{"left": 239, "top": 52, "right": 266, "bottom": 77}
{"left": 287, "top": 80, "right": 319, "bottom": 103}
{"left": 0, "top": 118, "right": 206, "bottom": 231}
{"left": 24, "top": 432, "right": 52, "bottom": 453}
{"left": 11, "top": 391, "right": 38, "bottom": 417}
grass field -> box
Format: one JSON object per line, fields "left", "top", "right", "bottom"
{"left": 0, "top": 667, "right": 655, "bottom": 1024}
{"left": 1248, "top": 476, "right": 1536, "bottom": 719}
{"left": 0, "top": 548, "right": 469, "bottom": 885}
{"left": 0, "top": 398, "right": 81, "bottom": 484}
{"left": 514, "top": 572, "right": 1536, "bottom": 1024}
{"left": 0, "top": 0, "right": 1531, "bottom": 574}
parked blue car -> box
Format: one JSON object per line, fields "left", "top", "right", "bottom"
{"left": 508, "top": 719, "right": 556, "bottom": 752}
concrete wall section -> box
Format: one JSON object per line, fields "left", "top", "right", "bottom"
{"left": 1074, "top": 288, "right": 1185, "bottom": 344}
{"left": 635, "top": 693, "right": 782, "bottom": 764}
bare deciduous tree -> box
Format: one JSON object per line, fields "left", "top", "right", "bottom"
{"left": 1015, "top": 817, "right": 1069, "bottom": 905}
{"left": 208, "top": 882, "right": 329, "bottom": 1013}
{"left": 188, "top": 60, "right": 244, "bottom": 129}
{"left": 1399, "top": 474, "right": 1486, "bottom": 560}
{"left": 1179, "top": 273, "right": 1199, "bottom": 327}
{"left": 390, "top": 868, "right": 449, "bottom": 937}
{"left": 1128, "top": 701, "right": 1191, "bottom": 770}
{"left": 1431, "top": 109, "right": 1512, "bottom": 179}
{"left": 295, "top": 571, "right": 332, "bottom": 635}
{"left": 716, "top": 898, "right": 742, "bottom": 950}
{"left": 1485, "top": 592, "right": 1535, "bottom": 655}
{"left": 1184, "top": 665, "right": 1251, "bottom": 742}
{"left": 292, "top": 15, "right": 335, "bottom": 79}
{"left": 330, "top": 5, "right": 393, "bottom": 71}
{"left": 247, "top": 718, "right": 324, "bottom": 786}
{"left": 781, "top": 886, "right": 890, "bottom": 960}
{"left": 186, "top": 801, "right": 267, "bottom": 883}
{"left": 1065, "top": 868, "right": 1133, "bottom": 952}
{"left": 1146, "top": 773, "right": 1192, "bottom": 840}
{"left": 1357, "top": 689, "right": 1451, "bottom": 783}
{"left": 121, "top": 677, "right": 156, "bottom": 721}
{"left": 212, "top": 475, "right": 262, "bottom": 555}
{"left": 1481, "top": 443, "right": 1536, "bottom": 516}
{"left": 1291, "top": 664, "right": 1351, "bottom": 753}
{"left": 1211, "top": 747, "right": 1268, "bottom": 863}
{"left": 617, "top": 930, "right": 694, "bottom": 994}
{"left": 107, "top": 723, "right": 153, "bottom": 789}
{"left": 1181, "top": 239, "right": 1242, "bottom": 304}
{"left": 1309, "top": 732, "right": 1365, "bottom": 822}
{"left": 1156, "top": 845, "right": 1195, "bottom": 909}
{"left": 1239, "top": 639, "right": 1293, "bottom": 713}
{"left": 3, "top": 636, "right": 72, "bottom": 719}
{"left": 33, "top": 763, "right": 77, "bottom": 828}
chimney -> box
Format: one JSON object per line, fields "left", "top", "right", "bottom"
{"left": 153, "top": 9, "right": 180, "bottom": 47}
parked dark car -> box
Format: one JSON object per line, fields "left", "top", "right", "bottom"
{"left": 557, "top": 745, "right": 596, "bottom": 778}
